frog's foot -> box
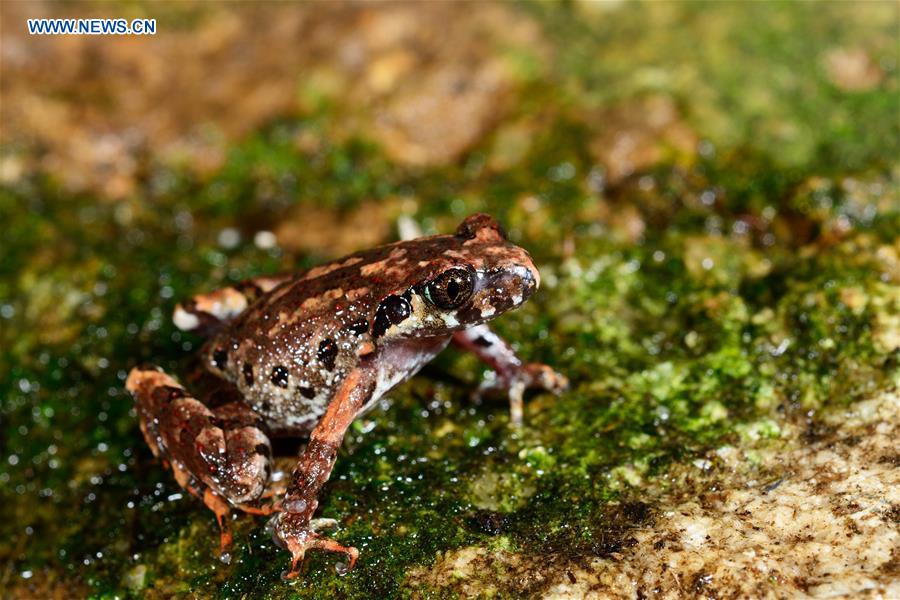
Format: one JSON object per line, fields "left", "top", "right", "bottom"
{"left": 271, "top": 512, "right": 358, "bottom": 580}
{"left": 452, "top": 324, "right": 568, "bottom": 426}
{"left": 479, "top": 362, "right": 569, "bottom": 426}
{"left": 126, "top": 365, "right": 275, "bottom": 557}
{"left": 173, "top": 273, "right": 291, "bottom": 335}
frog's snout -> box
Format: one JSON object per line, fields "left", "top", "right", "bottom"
{"left": 523, "top": 261, "right": 540, "bottom": 292}
{"left": 519, "top": 264, "right": 539, "bottom": 303}
{"left": 509, "top": 245, "right": 540, "bottom": 292}
{"left": 499, "top": 263, "right": 539, "bottom": 308}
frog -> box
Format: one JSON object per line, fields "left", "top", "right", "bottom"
{"left": 126, "top": 213, "right": 567, "bottom": 579}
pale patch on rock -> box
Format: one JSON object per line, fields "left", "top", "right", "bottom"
{"left": 823, "top": 47, "right": 884, "bottom": 91}
{"left": 405, "top": 391, "right": 900, "bottom": 598}
{"left": 407, "top": 545, "right": 559, "bottom": 599}
{"left": 277, "top": 202, "right": 395, "bottom": 258}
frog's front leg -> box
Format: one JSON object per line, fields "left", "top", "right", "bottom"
{"left": 173, "top": 273, "right": 291, "bottom": 335}
{"left": 126, "top": 365, "right": 275, "bottom": 556}
{"left": 272, "top": 357, "right": 377, "bottom": 579}
{"left": 453, "top": 324, "right": 568, "bottom": 426}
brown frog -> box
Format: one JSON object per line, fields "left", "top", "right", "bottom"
{"left": 126, "top": 214, "right": 567, "bottom": 579}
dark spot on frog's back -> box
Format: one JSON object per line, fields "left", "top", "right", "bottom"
{"left": 243, "top": 363, "right": 254, "bottom": 387}
{"left": 153, "top": 385, "right": 185, "bottom": 403}
{"left": 254, "top": 443, "right": 270, "bottom": 457}
{"left": 347, "top": 318, "right": 368, "bottom": 336}
{"left": 373, "top": 295, "right": 411, "bottom": 338}
{"left": 212, "top": 346, "right": 228, "bottom": 370}
{"left": 317, "top": 339, "right": 338, "bottom": 370}
{"left": 299, "top": 386, "right": 316, "bottom": 399}
{"left": 271, "top": 365, "right": 290, "bottom": 388}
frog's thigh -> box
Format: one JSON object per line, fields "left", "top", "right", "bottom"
{"left": 126, "top": 365, "right": 272, "bottom": 505}
{"left": 173, "top": 273, "right": 291, "bottom": 334}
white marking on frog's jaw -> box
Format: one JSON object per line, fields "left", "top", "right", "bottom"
{"left": 397, "top": 290, "right": 464, "bottom": 335}
{"left": 512, "top": 294, "right": 523, "bottom": 305}
{"left": 480, "top": 306, "right": 496, "bottom": 318}
{"left": 173, "top": 306, "right": 200, "bottom": 331}
{"left": 379, "top": 293, "right": 427, "bottom": 339}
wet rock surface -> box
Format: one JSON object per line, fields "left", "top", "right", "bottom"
{"left": 407, "top": 392, "right": 900, "bottom": 598}
{"left": 1, "top": 1, "right": 536, "bottom": 196}
{"left": 1, "top": 2, "right": 897, "bottom": 598}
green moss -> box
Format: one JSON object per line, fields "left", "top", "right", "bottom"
{"left": 529, "top": 1, "right": 899, "bottom": 173}
{"left": 2, "top": 2, "right": 898, "bottom": 598}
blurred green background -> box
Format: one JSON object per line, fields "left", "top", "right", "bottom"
{"left": 1, "top": 2, "right": 897, "bottom": 598}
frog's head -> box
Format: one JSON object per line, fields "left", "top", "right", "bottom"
{"left": 373, "top": 214, "right": 540, "bottom": 339}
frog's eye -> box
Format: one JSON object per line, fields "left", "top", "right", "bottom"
{"left": 424, "top": 267, "right": 475, "bottom": 309}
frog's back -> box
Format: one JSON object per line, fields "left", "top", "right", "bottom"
{"left": 200, "top": 236, "right": 454, "bottom": 432}
{"left": 195, "top": 219, "right": 537, "bottom": 434}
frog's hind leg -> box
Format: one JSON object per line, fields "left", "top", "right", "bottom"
{"left": 126, "top": 365, "right": 275, "bottom": 556}
{"left": 174, "top": 273, "right": 291, "bottom": 335}
{"left": 452, "top": 324, "right": 568, "bottom": 426}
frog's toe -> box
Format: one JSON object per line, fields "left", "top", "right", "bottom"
{"left": 310, "top": 517, "right": 339, "bottom": 532}
{"left": 202, "top": 489, "right": 234, "bottom": 557}
{"left": 272, "top": 513, "right": 358, "bottom": 580}
{"left": 522, "top": 362, "right": 569, "bottom": 394}
{"left": 475, "top": 363, "right": 568, "bottom": 426}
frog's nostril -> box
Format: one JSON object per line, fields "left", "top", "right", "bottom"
{"left": 519, "top": 264, "right": 539, "bottom": 295}
{"left": 521, "top": 280, "right": 535, "bottom": 302}
{"left": 523, "top": 263, "right": 540, "bottom": 290}
{"left": 506, "top": 267, "right": 537, "bottom": 306}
